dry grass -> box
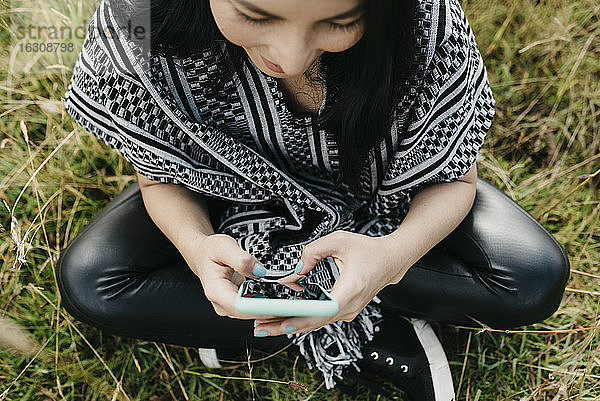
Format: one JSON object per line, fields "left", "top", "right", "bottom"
{"left": 1, "top": 0, "right": 599, "bottom": 399}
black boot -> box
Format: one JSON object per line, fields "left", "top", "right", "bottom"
{"left": 338, "top": 311, "right": 455, "bottom": 400}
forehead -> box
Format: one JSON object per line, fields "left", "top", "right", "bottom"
{"left": 233, "top": 0, "right": 364, "bottom": 20}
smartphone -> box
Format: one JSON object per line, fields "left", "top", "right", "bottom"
{"left": 234, "top": 257, "right": 340, "bottom": 317}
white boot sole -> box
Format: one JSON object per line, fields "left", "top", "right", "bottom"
{"left": 407, "top": 317, "right": 455, "bottom": 401}
{"left": 198, "top": 347, "right": 222, "bottom": 368}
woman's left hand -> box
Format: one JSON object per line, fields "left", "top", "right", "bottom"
{"left": 253, "top": 230, "right": 409, "bottom": 336}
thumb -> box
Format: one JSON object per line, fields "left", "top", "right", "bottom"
{"left": 211, "top": 234, "right": 265, "bottom": 279}
{"left": 296, "top": 231, "right": 342, "bottom": 276}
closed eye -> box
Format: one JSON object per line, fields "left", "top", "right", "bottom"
{"left": 234, "top": 9, "right": 271, "bottom": 25}
{"left": 234, "top": 9, "right": 363, "bottom": 32}
{"left": 327, "top": 18, "right": 363, "bottom": 32}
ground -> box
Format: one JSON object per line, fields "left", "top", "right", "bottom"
{"left": 1, "top": 0, "right": 599, "bottom": 399}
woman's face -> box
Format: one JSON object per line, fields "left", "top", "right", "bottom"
{"left": 209, "top": 0, "right": 365, "bottom": 79}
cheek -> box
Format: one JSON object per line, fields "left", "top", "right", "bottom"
{"left": 209, "top": 0, "right": 262, "bottom": 47}
{"left": 319, "top": 28, "right": 365, "bottom": 53}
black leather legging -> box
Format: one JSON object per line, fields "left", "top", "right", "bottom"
{"left": 56, "top": 178, "right": 570, "bottom": 352}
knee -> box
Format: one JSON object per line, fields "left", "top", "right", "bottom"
{"left": 57, "top": 234, "right": 129, "bottom": 329}
{"left": 495, "top": 240, "right": 570, "bottom": 328}
{"left": 465, "top": 179, "right": 571, "bottom": 328}
{"left": 57, "top": 240, "right": 91, "bottom": 324}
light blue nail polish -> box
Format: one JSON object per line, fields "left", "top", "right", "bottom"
{"left": 253, "top": 262, "right": 266, "bottom": 277}
{"left": 284, "top": 325, "right": 296, "bottom": 333}
{"left": 254, "top": 330, "right": 268, "bottom": 337}
{"left": 294, "top": 261, "right": 303, "bottom": 274}
{"left": 254, "top": 322, "right": 259, "bottom": 327}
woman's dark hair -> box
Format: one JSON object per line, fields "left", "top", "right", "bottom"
{"left": 122, "top": 0, "right": 418, "bottom": 192}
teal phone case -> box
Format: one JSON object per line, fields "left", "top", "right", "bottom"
{"left": 235, "top": 280, "right": 339, "bottom": 316}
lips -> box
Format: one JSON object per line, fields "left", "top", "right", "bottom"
{"left": 261, "top": 55, "right": 284, "bottom": 73}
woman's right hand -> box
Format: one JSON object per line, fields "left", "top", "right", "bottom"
{"left": 188, "top": 233, "right": 281, "bottom": 321}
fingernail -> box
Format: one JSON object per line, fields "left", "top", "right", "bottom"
{"left": 253, "top": 262, "right": 266, "bottom": 277}
{"left": 294, "top": 261, "right": 303, "bottom": 274}
{"left": 254, "top": 322, "right": 259, "bottom": 327}
{"left": 254, "top": 330, "right": 268, "bottom": 337}
{"left": 284, "top": 325, "right": 296, "bottom": 333}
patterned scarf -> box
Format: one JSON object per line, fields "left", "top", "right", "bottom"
{"left": 63, "top": 0, "right": 495, "bottom": 389}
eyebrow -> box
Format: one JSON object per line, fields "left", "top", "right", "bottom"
{"left": 231, "top": 0, "right": 364, "bottom": 21}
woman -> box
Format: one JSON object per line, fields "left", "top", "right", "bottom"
{"left": 57, "top": 0, "right": 570, "bottom": 399}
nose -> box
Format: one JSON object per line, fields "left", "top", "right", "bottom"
{"left": 269, "top": 29, "right": 318, "bottom": 77}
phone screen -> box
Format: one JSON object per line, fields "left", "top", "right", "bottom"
{"left": 240, "top": 280, "right": 331, "bottom": 301}
{"left": 240, "top": 256, "right": 340, "bottom": 301}
{"left": 305, "top": 256, "right": 340, "bottom": 291}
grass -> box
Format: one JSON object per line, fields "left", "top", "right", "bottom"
{"left": 1, "top": 0, "right": 599, "bottom": 399}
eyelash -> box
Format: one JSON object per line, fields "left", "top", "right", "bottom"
{"left": 235, "top": 10, "right": 363, "bottom": 32}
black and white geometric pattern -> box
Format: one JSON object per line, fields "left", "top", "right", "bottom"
{"left": 63, "top": 0, "right": 495, "bottom": 389}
